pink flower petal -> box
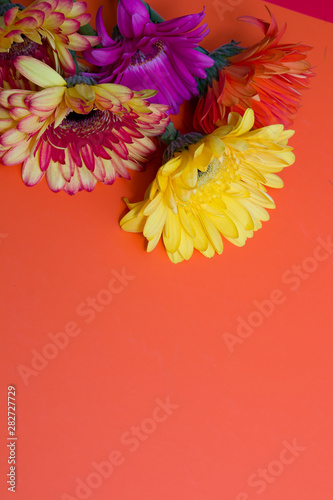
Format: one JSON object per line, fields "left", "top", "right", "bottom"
{"left": 45, "top": 161, "right": 66, "bottom": 192}
{"left": 63, "top": 168, "right": 81, "bottom": 195}
{"left": 38, "top": 140, "right": 52, "bottom": 171}
{"left": 60, "top": 18, "right": 80, "bottom": 35}
{"left": 75, "top": 13, "right": 91, "bottom": 27}
{"left": 13, "top": 16, "right": 39, "bottom": 30}
{"left": 22, "top": 156, "right": 44, "bottom": 186}
{"left": 92, "top": 156, "right": 106, "bottom": 182}
{"left": 2, "top": 141, "right": 31, "bottom": 166}
{"left": 80, "top": 144, "right": 95, "bottom": 172}
{"left": 22, "top": 9, "right": 45, "bottom": 25}
{"left": 43, "top": 12, "right": 66, "bottom": 29}
{"left": 27, "top": 87, "right": 65, "bottom": 114}
{"left": 4, "top": 7, "right": 19, "bottom": 26}
{"left": 70, "top": 1, "right": 88, "bottom": 17}
{"left": 103, "top": 161, "right": 117, "bottom": 184}
{"left": 67, "top": 32, "right": 95, "bottom": 51}
{"left": 4, "top": 30, "right": 23, "bottom": 39}
{"left": 1, "top": 129, "right": 27, "bottom": 147}
{"left": 77, "top": 164, "right": 97, "bottom": 191}
{"left": 56, "top": 0, "right": 74, "bottom": 16}
{"left": 17, "top": 114, "right": 43, "bottom": 134}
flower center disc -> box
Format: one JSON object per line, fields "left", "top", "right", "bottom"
{"left": 194, "top": 155, "right": 239, "bottom": 203}
{"left": 197, "top": 158, "right": 222, "bottom": 187}
{"left": 55, "top": 109, "right": 114, "bottom": 139}
{"left": 0, "top": 38, "right": 43, "bottom": 61}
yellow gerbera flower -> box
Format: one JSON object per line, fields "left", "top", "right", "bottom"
{"left": 120, "top": 109, "right": 295, "bottom": 263}
{"left": 0, "top": 0, "right": 100, "bottom": 76}
{"left": 0, "top": 56, "right": 169, "bottom": 194}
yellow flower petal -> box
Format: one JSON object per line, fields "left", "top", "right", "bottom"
{"left": 163, "top": 210, "right": 181, "bottom": 254}
{"left": 120, "top": 110, "right": 294, "bottom": 262}
{"left": 14, "top": 56, "right": 66, "bottom": 88}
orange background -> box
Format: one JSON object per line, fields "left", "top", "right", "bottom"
{"left": 1, "top": 1, "right": 333, "bottom": 499}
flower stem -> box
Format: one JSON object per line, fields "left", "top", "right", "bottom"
{"left": 69, "top": 50, "right": 80, "bottom": 75}
{"left": 160, "top": 122, "right": 180, "bottom": 145}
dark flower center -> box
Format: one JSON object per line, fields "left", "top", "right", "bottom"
{"left": 0, "top": 35, "right": 51, "bottom": 69}
{"left": 0, "top": 37, "right": 46, "bottom": 62}
{"left": 50, "top": 109, "right": 119, "bottom": 141}
{"left": 131, "top": 40, "right": 165, "bottom": 66}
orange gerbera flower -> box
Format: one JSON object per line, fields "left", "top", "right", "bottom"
{"left": 0, "top": 0, "right": 100, "bottom": 87}
{"left": 194, "top": 9, "right": 313, "bottom": 133}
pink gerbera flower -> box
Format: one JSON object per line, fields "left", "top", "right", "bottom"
{"left": 0, "top": 56, "right": 169, "bottom": 195}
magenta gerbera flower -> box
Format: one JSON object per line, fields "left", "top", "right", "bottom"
{"left": 84, "top": 0, "right": 214, "bottom": 115}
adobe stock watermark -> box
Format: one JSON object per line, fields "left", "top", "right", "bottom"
{"left": 234, "top": 439, "right": 306, "bottom": 499}
{"left": 213, "top": 0, "right": 243, "bottom": 22}
{"left": 0, "top": 233, "right": 8, "bottom": 243}
{"left": 17, "top": 268, "right": 135, "bottom": 385}
{"left": 61, "top": 397, "right": 179, "bottom": 500}
{"left": 223, "top": 236, "right": 333, "bottom": 353}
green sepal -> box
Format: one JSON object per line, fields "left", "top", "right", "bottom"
{"left": 196, "top": 41, "right": 245, "bottom": 96}
{"left": 160, "top": 122, "right": 180, "bottom": 145}
{"left": 163, "top": 131, "right": 204, "bottom": 162}
{"left": 77, "top": 23, "right": 98, "bottom": 37}
{"left": 0, "top": 0, "right": 23, "bottom": 15}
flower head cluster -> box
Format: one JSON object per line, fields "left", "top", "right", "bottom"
{"left": 121, "top": 109, "right": 295, "bottom": 263}
{"left": 0, "top": 56, "right": 169, "bottom": 194}
{"left": 0, "top": 0, "right": 313, "bottom": 266}
{"left": 84, "top": 0, "right": 214, "bottom": 114}
{"left": 194, "top": 9, "right": 313, "bottom": 133}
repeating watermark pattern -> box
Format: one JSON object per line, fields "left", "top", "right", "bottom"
{"left": 17, "top": 268, "right": 135, "bottom": 386}
{"left": 61, "top": 397, "right": 179, "bottom": 500}
{"left": 0, "top": 233, "right": 8, "bottom": 243}
{"left": 7, "top": 385, "right": 17, "bottom": 493}
{"left": 223, "top": 236, "right": 333, "bottom": 353}
{"left": 234, "top": 439, "right": 306, "bottom": 499}
{"left": 213, "top": 0, "right": 243, "bottom": 22}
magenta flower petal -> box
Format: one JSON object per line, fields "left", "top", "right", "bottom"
{"left": 95, "top": 6, "right": 113, "bottom": 46}
{"left": 117, "top": 0, "right": 149, "bottom": 38}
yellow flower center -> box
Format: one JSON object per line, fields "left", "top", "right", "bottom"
{"left": 195, "top": 153, "right": 239, "bottom": 202}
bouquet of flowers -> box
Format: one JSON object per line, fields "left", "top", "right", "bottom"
{"left": 0, "top": 0, "right": 313, "bottom": 262}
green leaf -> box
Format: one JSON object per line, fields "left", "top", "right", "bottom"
{"left": 160, "top": 122, "right": 180, "bottom": 145}
{"left": 196, "top": 41, "right": 245, "bottom": 96}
